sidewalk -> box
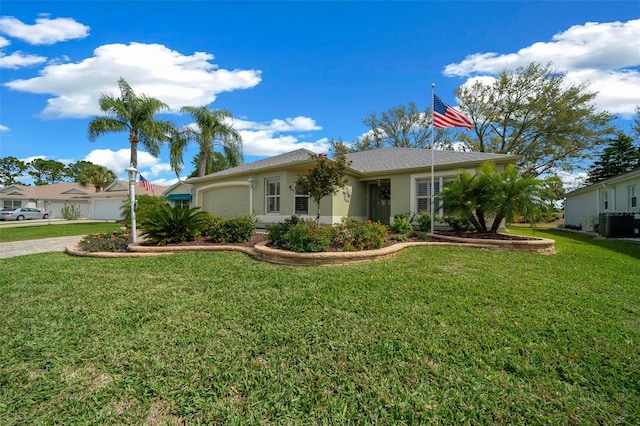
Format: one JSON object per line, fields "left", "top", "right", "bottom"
{"left": 0, "top": 235, "right": 85, "bottom": 259}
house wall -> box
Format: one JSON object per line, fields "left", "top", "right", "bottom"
{"left": 565, "top": 172, "right": 640, "bottom": 230}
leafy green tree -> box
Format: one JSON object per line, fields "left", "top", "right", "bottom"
{"left": 349, "top": 102, "right": 450, "bottom": 152}
{"left": 120, "top": 194, "right": 167, "bottom": 226}
{"left": 66, "top": 160, "right": 116, "bottom": 192}
{"left": 28, "top": 158, "right": 67, "bottom": 185}
{"left": 295, "top": 146, "right": 351, "bottom": 221}
{"left": 0, "top": 156, "right": 28, "bottom": 186}
{"left": 632, "top": 106, "right": 640, "bottom": 142}
{"left": 171, "top": 106, "right": 242, "bottom": 177}
{"left": 586, "top": 132, "right": 640, "bottom": 184}
{"left": 438, "top": 162, "right": 550, "bottom": 233}
{"left": 456, "top": 62, "right": 614, "bottom": 177}
{"left": 88, "top": 78, "right": 175, "bottom": 169}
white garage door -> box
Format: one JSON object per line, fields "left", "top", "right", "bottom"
{"left": 93, "top": 199, "right": 125, "bottom": 220}
{"left": 48, "top": 202, "right": 90, "bottom": 219}
{"left": 202, "top": 186, "right": 250, "bottom": 218}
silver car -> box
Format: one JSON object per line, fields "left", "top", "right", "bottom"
{"left": 0, "top": 207, "right": 49, "bottom": 221}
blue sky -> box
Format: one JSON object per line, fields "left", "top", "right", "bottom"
{"left": 1, "top": 1, "right": 639, "bottom": 187}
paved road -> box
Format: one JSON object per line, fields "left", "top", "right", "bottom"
{"left": 0, "top": 235, "right": 85, "bottom": 259}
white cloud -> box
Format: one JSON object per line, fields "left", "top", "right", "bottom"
{"left": 0, "top": 15, "right": 89, "bottom": 45}
{"left": 227, "top": 116, "right": 327, "bottom": 156}
{"left": 0, "top": 36, "right": 9, "bottom": 48}
{"left": 83, "top": 148, "right": 170, "bottom": 181}
{"left": 444, "top": 19, "right": 640, "bottom": 117}
{"left": 0, "top": 124, "right": 9, "bottom": 132}
{"left": 3, "top": 42, "right": 262, "bottom": 118}
{"left": 0, "top": 50, "right": 47, "bottom": 69}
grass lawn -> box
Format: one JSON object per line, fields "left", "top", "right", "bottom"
{"left": 0, "top": 222, "right": 123, "bottom": 243}
{"left": 0, "top": 228, "right": 638, "bottom": 424}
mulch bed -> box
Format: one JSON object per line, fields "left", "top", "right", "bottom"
{"left": 155, "top": 230, "right": 535, "bottom": 250}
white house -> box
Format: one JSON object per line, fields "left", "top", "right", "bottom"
{"left": 564, "top": 167, "right": 640, "bottom": 232}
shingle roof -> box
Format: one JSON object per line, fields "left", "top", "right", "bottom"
{"left": 187, "top": 148, "right": 316, "bottom": 182}
{"left": 0, "top": 180, "right": 168, "bottom": 200}
{"left": 346, "top": 147, "right": 519, "bottom": 173}
{"left": 186, "top": 147, "right": 519, "bottom": 182}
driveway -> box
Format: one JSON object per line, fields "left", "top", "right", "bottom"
{"left": 0, "top": 235, "right": 86, "bottom": 259}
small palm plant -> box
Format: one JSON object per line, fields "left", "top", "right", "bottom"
{"left": 140, "top": 204, "right": 211, "bottom": 245}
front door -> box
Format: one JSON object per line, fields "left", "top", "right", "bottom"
{"left": 369, "top": 184, "right": 391, "bottom": 225}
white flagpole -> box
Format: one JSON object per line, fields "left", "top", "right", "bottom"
{"left": 430, "top": 83, "right": 436, "bottom": 236}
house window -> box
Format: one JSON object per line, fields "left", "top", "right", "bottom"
{"left": 3, "top": 200, "right": 21, "bottom": 209}
{"left": 294, "top": 182, "right": 310, "bottom": 215}
{"left": 416, "top": 178, "right": 440, "bottom": 212}
{"left": 602, "top": 190, "right": 609, "bottom": 211}
{"left": 174, "top": 200, "right": 190, "bottom": 208}
{"left": 266, "top": 178, "right": 280, "bottom": 213}
{"left": 630, "top": 185, "right": 637, "bottom": 209}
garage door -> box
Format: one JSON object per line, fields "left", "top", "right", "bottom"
{"left": 202, "top": 186, "right": 250, "bottom": 218}
{"left": 48, "top": 202, "right": 90, "bottom": 219}
{"left": 93, "top": 199, "right": 125, "bottom": 220}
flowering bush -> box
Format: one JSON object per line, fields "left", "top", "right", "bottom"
{"left": 78, "top": 229, "right": 131, "bottom": 252}
{"left": 284, "top": 220, "right": 332, "bottom": 253}
{"left": 333, "top": 217, "right": 387, "bottom": 251}
{"left": 267, "top": 217, "right": 388, "bottom": 253}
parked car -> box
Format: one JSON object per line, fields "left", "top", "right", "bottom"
{"left": 0, "top": 207, "right": 49, "bottom": 221}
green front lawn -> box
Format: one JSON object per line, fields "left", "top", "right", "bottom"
{"left": 0, "top": 229, "right": 638, "bottom": 424}
{"left": 0, "top": 222, "right": 123, "bottom": 243}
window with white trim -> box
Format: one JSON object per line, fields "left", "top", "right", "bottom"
{"left": 602, "top": 190, "right": 609, "bottom": 211}
{"left": 294, "top": 182, "right": 310, "bottom": 215}
{"left": 416, "top": 178, "right": 440, "bottom": 213}
{"left": 266, "top": 178, "right": 280, "bottom": 213}
{"left": 629, "top": 185, "right": 637, "bottom": 209}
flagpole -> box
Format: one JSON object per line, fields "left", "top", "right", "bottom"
{"left": 430, "top": 83, "right": 435, "bottom": 236}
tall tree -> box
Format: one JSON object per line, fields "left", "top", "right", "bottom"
{"left": 456, "top": 62, "right": 614, "bottom": 177}
{"left": 356, "top": 102, "right": 451, "bottom": 151}
{"left": 632, "top": 106, "right": 640, "bottom": 142}
{"left": 295, "top": 146, "right": 351, "bottom": 221}
{"left": 171, "top": 106, "right": 243, "bottom": 177}
{"left": 88, "top": 78, "right": 175, "bottom": 169}
{"left": 586, "top": 132, "right": 640, "bottom": 184}
{"left": 28, "top": 158, "right": 67, "bottom": 185}
{"left": 0, "top": 156, "right": 28, "bottom": 186}
{"left": 66, "top": 160, "right": 117, "bottom": 192}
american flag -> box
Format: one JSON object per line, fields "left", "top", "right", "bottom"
{"left": 139, "top": 174, "right": 155, "bottom": 191}
{"left": 433, "top": 94, "right": 472, "bottom": 130}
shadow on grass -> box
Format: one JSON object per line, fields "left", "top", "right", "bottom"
{"left": 544, "top": 229, "right": 640, "bottom": 261}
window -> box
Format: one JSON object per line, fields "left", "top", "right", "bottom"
{"left": 630, "top": 185, "right": 637, "bottom": 209}
{"left": 294, "top": 182, "right": 310, "bottom": 215}
{"left": 175, "top": 200, "right": 190, "bottom": 208}
{"left": 266, "top": 178, "right": 280, "bottom": 213}
{"left": 416, "top": 178, "right": 439, "bottom": 213}
{"left": 3, "top": 200, "right": 21, "bottom": 209}
{"left": 602, "top": 190, "right": 609, "bottom": 211}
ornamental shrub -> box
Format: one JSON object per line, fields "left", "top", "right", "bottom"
{"left": 266, "top": 215, "right": 300, "bottom": 248}
{"left": 390, "top": 218, "right": 413, "bottom": 235}
{"left": 140, "top": 204, "right": 210, "bottom": 245}
{"left": 78, "top": 229, "right": 131, "bottom": 252}
{"left": 333, "top": 217, "right": 387, "bottom": 251}
{"left": 209, "top": 215, "right": 256, "bottom": 243}
{"left": 285, "top": 220, "right": 332, "bottom": 253}
{"left": 61, "top": 203, "right": 82, "bottom": 220}
{"left": 415, "top": 210, "right": 432, "bottom": 232}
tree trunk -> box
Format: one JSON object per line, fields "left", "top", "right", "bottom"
{"left": 490, "top": 214, "right": 505, "bottom": 233}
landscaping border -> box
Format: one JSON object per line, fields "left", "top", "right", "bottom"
{"left": 65, "top": 233, "right": 555, "bottom": 264}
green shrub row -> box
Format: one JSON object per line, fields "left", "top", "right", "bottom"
{"left": 267, "top": 216, "right": 388, "bottom": 253}
{"left": 204, "top": 215, "right": 256, "bottom": 244}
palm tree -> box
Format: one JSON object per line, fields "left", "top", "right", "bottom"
{"left": 88, "top": 78, "right": 175, "bottom": 169}
{"left": 171, "top": 106, "right": 243, "bottom": 177}
{"left": 70, "top": 161, "right": 116, "bottom": 192}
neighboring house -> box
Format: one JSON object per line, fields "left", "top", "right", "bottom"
{"left": 163, "top": 181, "right": 193, "bottom": 208}
{"left": 186, "top": 147, "right": 520, "bottom": 226}
{"left": 0, "top": 180, "right": 167, "bottom": 221}
{"left": 564, "top": 167, "right": 640, "bottom": 231}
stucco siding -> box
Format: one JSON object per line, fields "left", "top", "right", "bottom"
{"left": 564, "top": 191, "right": 599, "bottom": 230}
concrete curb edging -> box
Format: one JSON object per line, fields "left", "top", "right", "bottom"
{"left": 64, "top": 233, "right": 555, "bottom": 265}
